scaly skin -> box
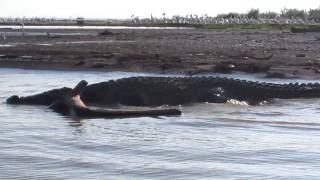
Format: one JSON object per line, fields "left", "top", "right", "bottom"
{"left": 6, "top": 76, "right": 320, "bottom": 106}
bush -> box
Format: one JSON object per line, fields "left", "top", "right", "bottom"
{"left": 247, "top": 9, "right": 260, "bottom": 19}
{"left": 259, "top": 12, "right": 278, "bottom": 19}
{"left": 281, "top": 8, "right": 307, "bottom": 19}
{"left": 308, "top": 8, "right": 320, "bottom": 22}
{"left": 216, "top": 13, "right": 241, "bottom": 19}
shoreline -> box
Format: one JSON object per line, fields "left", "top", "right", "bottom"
{"left": 0, "top": 27, "right": 320, "bottom": 79}
{"left": 1, "top": 65, "right": 319, "bottom": 81}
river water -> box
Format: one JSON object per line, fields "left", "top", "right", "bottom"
{"left": 0, "top": 25, "right": 193, "bottom": 30}
{"left": 1, "top": 68, "right": 320, "bottom": 179}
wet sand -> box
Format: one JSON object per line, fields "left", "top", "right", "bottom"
{"left": 0, "top": 27, "right": 320, "bottom": 78}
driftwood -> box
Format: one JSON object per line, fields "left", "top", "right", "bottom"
{"left": 49, "top": 80, "right": 182, "bottom": 118}
{"left": 98, "top": 29, "right": 114, "bottom": 36}
{"left": 228, "top": 53, "right": 273, "bottom": 60}
{"left": 291, "top": 27, "right": 320, "bottom": 33}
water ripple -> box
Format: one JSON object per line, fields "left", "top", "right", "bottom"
{"left": 1, "top": 68, "right": 320, "bottom": 179}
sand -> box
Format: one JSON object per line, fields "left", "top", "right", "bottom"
{"left": 0, "top": 27, "right": 320, "bottom": 78}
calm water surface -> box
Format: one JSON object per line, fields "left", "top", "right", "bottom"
{"left": 1, "top": 68, "right": 320, "bottom": 179}
{"left": 0, "top": 25, "right": 193, "bottom": 30}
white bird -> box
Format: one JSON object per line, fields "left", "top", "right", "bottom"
{"left": 2, "top": 33, "right": 6, "bottom": 44}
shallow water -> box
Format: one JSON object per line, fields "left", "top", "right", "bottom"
{"left": 1, "top": 68, "right": 320, "bottom": 179}
{"left": 0, "top": 25, "right": 193, "bottom": 30}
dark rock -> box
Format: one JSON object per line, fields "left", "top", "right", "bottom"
{"left": 264, "top": 72, "right": 288, "bottom": 79}
{"left": 214, "top": 63, "right": 235, "bottom": 73}
{"left": 291, "top": 27, "right": 320, "bottom": 33}
{"left": 98, "top": 29, "right": 114, "bottom": 36}
{"left": 91, "top": 63, "right": 106, "bottom": 68}
{"left": 75, "top": 60, "right": 85, "bottom": 66}
{"left": 236, "top": 63, "right": 270, "bottom": 73}
{"left": 296, "top": 54, "right": 306, "bottom": 58}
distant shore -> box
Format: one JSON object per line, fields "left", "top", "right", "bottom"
{"left": 1, "top": 21, "right": 320, "bottom": 30}
{"left": 0, "top": 26, "right": 320, "bottom": 79}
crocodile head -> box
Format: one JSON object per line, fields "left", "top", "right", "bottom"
{"left": 6, "top": 95, "right": 21, "bottom": 104}
{"left": 6, "top": 87, "right": 72, "bottom": 105}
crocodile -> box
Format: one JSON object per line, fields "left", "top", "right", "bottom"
{"left": 6, "top": 76, "right": 320, "bottom": 107}
{"left": 46, "top": 80, "right": 181, "bottom": 118}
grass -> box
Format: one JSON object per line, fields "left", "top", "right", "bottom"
{"left": 1, "top": 20, "right": 319, "bottom": 31}
{"left": 198, "top": 23, "right": 320, "bottom": 30}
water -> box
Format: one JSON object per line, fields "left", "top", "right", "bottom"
{"left": 1, "top": 68, "right": 320, "bottom": 179}
{"left": 0, "top": 25, "right": 193, "bottom": 30}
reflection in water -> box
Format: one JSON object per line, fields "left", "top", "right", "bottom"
{"left": 1, "top": 68, "right": 320, "bottom": 179}
{"left": 68, "top": 118, "right": 84, "bottom": 127}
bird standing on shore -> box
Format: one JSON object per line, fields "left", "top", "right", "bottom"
{"left": 20, "top": 22, "right": 25, "bottom": 36}
{"left": 2, "top": 33, "right": 6, "bottom": 44}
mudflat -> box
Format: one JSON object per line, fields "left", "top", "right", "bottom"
{"left": 0, "top": 27, "right": 320, "bottom": 78}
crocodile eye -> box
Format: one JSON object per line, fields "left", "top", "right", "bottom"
{"left": 210, "top": 87, "right": 225, "bottom": 95}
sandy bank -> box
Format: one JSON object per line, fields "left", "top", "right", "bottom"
{"left": 0, "top": 27, "right": 320, "bottom": 78}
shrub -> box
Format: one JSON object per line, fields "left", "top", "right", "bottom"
{"left": 247, "top": 9, "right": 260, "bottom": 19}
{"left": 281, "top": 8, "right": 307, "bottom": 19}
{"left": 221, "top": 13, "right": 240, "bottom": 19}
{"left": 308, "top": 8, "right": 320, "bottom": 22}
{"left": 259, "top": 12, "right": 278, "bottom": 19}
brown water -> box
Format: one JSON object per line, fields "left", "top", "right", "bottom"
{"left": 1, "top": 68, "right": 320, "bottom": 179}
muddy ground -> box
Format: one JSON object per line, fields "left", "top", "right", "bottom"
{"left": 0, "top": 27, "right": 320, "bottom": 78}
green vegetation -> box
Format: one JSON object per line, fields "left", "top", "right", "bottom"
{"left": 281, "top": 8, "right": 307, "bottom": 19}
{"left": 200, "top": 23, "right": 320, "bottom": 30}
{"left": 308, "top": 8, "right": 320, "bottom": 21}
{"left": 215, "top": 7, "right": 320, "bottom": 22}
{"left": 259, "top": 12, "right": 278, "bottom": 19}
{"left": 1, "top": 7, "right": 320, "bottom": 28}
{"left": 247, "top": 9, "right": 260, "bottom": 19}
{"left": 216, "top": 12, "right": 245, "bottom": 19}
